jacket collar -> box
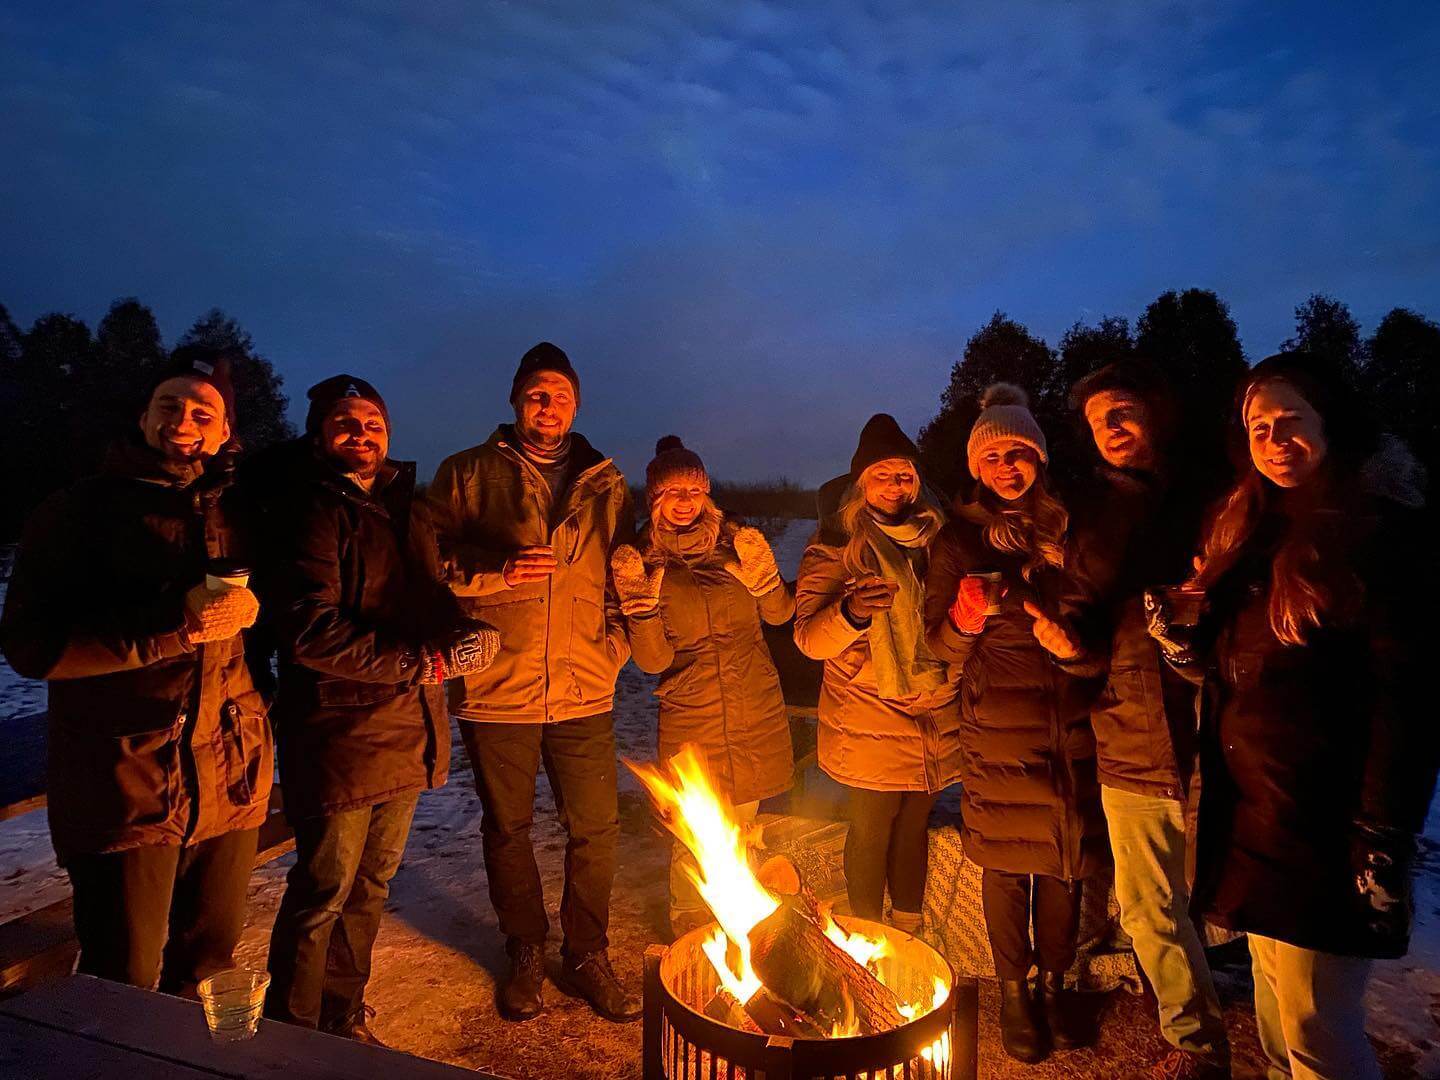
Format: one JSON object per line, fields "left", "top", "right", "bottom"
{"left": 101, "top": 435, "right": 230, "bottom": 491}
{"left": 489, "top": 424, "right": 608, "bottom": 476}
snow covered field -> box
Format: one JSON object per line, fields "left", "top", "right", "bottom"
{"left": 2, "top": 523, "right": 1439, "bottom": 1076}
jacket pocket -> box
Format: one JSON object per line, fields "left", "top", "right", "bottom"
{"left": 567, "top": 594, "right": 616, "bottom": 704}
{"left": 105, "top": 716, "right": 182, "bottom": 829}
{"left": 220, "top": 697, "right": 270, "bottom": 808}
{"left": 315, "top": 678, "right": 406, "bottom": 708}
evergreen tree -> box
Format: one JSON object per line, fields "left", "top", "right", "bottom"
{"left": 177, "top": 308, "right": 294, "bottom": 451}
{"left": 1369, "top": 307, "right": 1440, "bottom": 469}
{"left": 1284, "top": 294, "right": 1366, "bottom": 390}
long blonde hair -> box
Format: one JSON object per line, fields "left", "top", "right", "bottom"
{"left": 837, "top": 468, "right": 923, "bottom": 578}
{"left": 976, "top": 472, "right": 1068, "bottom": 582}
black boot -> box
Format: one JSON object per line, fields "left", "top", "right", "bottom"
{"left": 998, "top": 978, "right": 1047, "bottom": 1063}
{"left": 499, "top": 939, "right": 546, "bottom": 1021}
{"left": 1039, "top": 971, "right": 1087, "bottom": 1050}
{"left": 327, "top": 1004, "right": 387, "bottom": 1047}
{"left": 558, "top": 949, "right": 642, "bottom": 1022}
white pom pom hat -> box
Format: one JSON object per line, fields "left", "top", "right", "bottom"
{"left": 966, "top": 382, "right": 1049, "bottom": 478}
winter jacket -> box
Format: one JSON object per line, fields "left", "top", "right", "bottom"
{"left": 924, "top": 512, "right": 1107, "bottom": 880}
{"left": 0, "top": 439, "right": 273, "bottom": 862}
{"left": 794, "top": 498, "right": 962, "bottom": 794}
{"left": 1066, "top": 466, "right": 1211, "bottom": 800}
{"left": 1191, "top": 478, "right": 1438, "bottom": 958}
{"left": 262, "top": 447, "right": 467, "bottom": 818}
{"left": 626, "top": 519, "right": 795, "bottom": 805}
{"left": 428, "top": 426, "right": 633, "bottom": 724}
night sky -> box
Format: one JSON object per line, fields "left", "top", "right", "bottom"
{"left": 3, "top": 2, "right": 1437, "bottom": 485}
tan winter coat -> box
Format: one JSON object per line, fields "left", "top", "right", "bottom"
{"left": 427, "top": 427, "right": 633, "bottom": 724}
{"left": 626, "top": 523, "right": 795, "bottom": 804}
{"left": 794, "top": 517, "right": 962, "bottom": 793}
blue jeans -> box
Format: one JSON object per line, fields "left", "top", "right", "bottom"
{"left": 1102, "top": 785, "right": 1228, "bottom": 1062}
{"left": 265, "top": 794, "right": 419, "bottom": 1028}
{"left": 1248, "top": 934, "right": 1380, "bottom": 1080}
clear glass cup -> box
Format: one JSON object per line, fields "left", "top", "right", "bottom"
{"left": 197, "top": 968, "right": 270, "bottom": 1042}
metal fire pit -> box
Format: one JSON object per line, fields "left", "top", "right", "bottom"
{"left": 642, "top": 916, "right": 977, "bottom": 1080}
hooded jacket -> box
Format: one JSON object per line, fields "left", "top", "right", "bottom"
{"left": 427, "top": 426, "right": 633, "bottom": 724}
{"left": 793, "top": 482, "right": 962, "bottom": 793}
{"left": 0, "top": 439, "right": 273, "bottom": 861}
{"left": 924, "top": 504, "right": 1107, "bottom": 880}
{"left": 262, "top": 446, "right": 467, "bottom": 817}
{"left": 625, "top": 516, "right": 795, "bottom": 804}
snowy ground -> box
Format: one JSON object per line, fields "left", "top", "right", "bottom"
{"left": 2, "top": 525, "right": 1439, "bottom": 1076}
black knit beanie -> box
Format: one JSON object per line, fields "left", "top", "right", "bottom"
{"left": 850, "top": 413, "right": 919, "bottom": 480}
{"left": 305, "top": 374, "right": 390, "bottom": 436}
{"left": 147, "top": 345, "right": 237, "bottom": 422}
{"left": 510, "top": 341, "right": 581, "bottom": 407}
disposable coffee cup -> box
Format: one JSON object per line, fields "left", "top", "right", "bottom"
{"left": 1163, "top": 584, "right": 1206, "bottom": 627}
{"left": 969, "top": 572, "right": 1005, "bottom": 616}
{"left": 197, "top": 967, "right": 269, "bottom": 1042}
{"left": 206, "top": 559, "right": 251, "bottom": 592}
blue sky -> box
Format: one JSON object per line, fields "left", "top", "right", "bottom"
{"left": 2, "top": 1, "right": 1437, "bottom": 483}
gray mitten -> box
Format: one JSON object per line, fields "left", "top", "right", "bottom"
{"left": 611, "top": 544, "right": 665, "bottom": 617}
{"left": 725, "top": 527, "right": 783, "bottom": 597}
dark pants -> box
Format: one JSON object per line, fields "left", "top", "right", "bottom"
{"left": 67, "top": 827, "right": 259, "bottom": 996}
{"left": 842, "top": 785, "right": 938, "bottom": 920}
{"left": 265, "top": 794, "right": 418, "bottom": 1029}
{"left": 460, "top": 713, "right": 618, "bottom": 956}
{"left": 981, "top": 868, "right": 1083, "bottom": 980}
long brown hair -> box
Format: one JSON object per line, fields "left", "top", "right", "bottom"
{"left": 974, "top": 471, "right": 1069, "bottom": 582}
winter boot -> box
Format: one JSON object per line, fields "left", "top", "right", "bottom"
{"left": 998, "top": 978, "right": 1047, "bottom": 1063}
{"left": 1039, "top": 971, "right": 1088, "bottom": 1050}
{"left": 558, "top": 949, "right": 642, "bottom": 1022}
{"left": 327, "top": 1004, "right": 387, "bottom": 1047}
{"left": 499, "top": 939, "right": 546, "bottom": 1021}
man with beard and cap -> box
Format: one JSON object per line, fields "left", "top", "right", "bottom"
{"left": 0, "top": 346, "right": 273, "bottom": 995}
{"left": 427, "top": 342, "right": 639, "bottom": 1022}
{"left": 259, "top": 375, "right": 499, "bottom": 1042}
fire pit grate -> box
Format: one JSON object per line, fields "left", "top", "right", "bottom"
{"left": 643, "top": 917, "right": 958, "bottom": 1080}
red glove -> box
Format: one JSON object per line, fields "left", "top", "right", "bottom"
{"left": 949, "top": 576, "right": 991, "bottom": 635}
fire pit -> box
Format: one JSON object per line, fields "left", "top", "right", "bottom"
{"left": 643, "top": 915, "right": 958, "bottom": 1080}
{"left": 628, "top": 747, "right": 973, "bottom": 1080}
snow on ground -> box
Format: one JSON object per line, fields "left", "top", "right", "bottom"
{"left": 3, "top": 523, "right": 1440, "bottom": 1076}
{"left": 0, "top": 552, "right": 47, "bottom": 725}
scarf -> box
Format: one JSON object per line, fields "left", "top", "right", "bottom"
{"left": 516, "top": 429, "right": 572, "bottom": 467}
{"left": 862, "top": 501, "right": 947, "bottom": 699}
{"left": 649, "top": 502, "right": 725, "bottom": 564}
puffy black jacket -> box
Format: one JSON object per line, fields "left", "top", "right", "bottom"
{"left": 1066, "top": 466, "right": 1211, "bottom": 800}
{"left": 924, "top": 512, "right": 1107, "bottom": 880}
{"left": 0, "top": 439, "right": 273, "bottom": 861}
{"left": 1194, "top": 483, "right": 1437, "bottom": 958}
{"left": 262, "top": 450, "right": 469, "bottom": 818}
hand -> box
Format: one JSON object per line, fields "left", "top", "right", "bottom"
{"left": 503, "top": 545, "right": 557, "bottom": 588}
{"left": 420, "top": 624, "right": 501, "bottom": 684}
{"left": 610, "top": 544, "right": 665, "bottom": 617}
{"left": 184, "top": 583, "right": 260, "bottom": 644}
{"left": 1143, "top": 589, "right": 1196, "bottom": 666}
{"left": 1024, "top": 601, "right": 1080, "bottom": 661}
{"left": 949, "top": 576, "right": 992, "bottom": 635}
{"left": 726, "top": 527, "right": 782, "bottom": 597}
{"left": 842, "top": 575, "right": 896, "bottom": 624}
{"left": 1350, "top": 821, "right": 1414, "bottom": 946}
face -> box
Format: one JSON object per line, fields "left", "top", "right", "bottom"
{"left": 861, "top": 458, "right": 918, "bottom": 517}
{"left": 1084, "top": 389, "right": 1154, "bottom": 470}
{"left": 321, "top": 398, "right": 389, "bottom": 480}
{"left": 138, "top": 376, "right": 230, "bottom": 462}
{"left": 514, "top": 371, "right": 577, "bottom": 448}
{"left": 655, "top": 483, "right": 709, "bottom": 528}
{"left": 977, "top": 439, "right": 1039, "bottom": 501}
{"left": 1244, "top": 379, "right": 1328, "bottom": 489}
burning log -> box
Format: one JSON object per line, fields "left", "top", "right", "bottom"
{"left": 747, "top": 897, "right": 904, "bottom": 1035}
{"left": 704, "top": 986, "right": 826, "bottom": 1039}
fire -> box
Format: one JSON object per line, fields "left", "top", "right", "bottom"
{"left": 700, "top": 928, "right": 763, "bottom": 1004}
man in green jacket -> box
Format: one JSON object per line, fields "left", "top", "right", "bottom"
{"left": 428, "top": 342, "right": 638, "bottom": 1022}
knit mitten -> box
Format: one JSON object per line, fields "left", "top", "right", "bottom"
{"left": 948, "top": 576, "right": 990, "bottom": 635}
{"left": 185, "top": 584, "right": 260, "bottom": 644}
{"left": 1143, "top": 589, "right": 1198, "bottom": 667}
{"left": 420, "top": 623, "right": 501, "bottom": 684}
{"left": 725, "top": 527, "right": 783, "bottom": 597}
{"left": 611, "top": 544, "right": 664, "bottom": 617}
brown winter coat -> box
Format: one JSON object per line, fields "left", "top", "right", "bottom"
{"left": 0, "top": 439, "right": 273, "bottom": 862}
{"left": 924, "top": 513, "right": 1107, "bottom": 880}
{"left": 427, "top": 426, "right": 633, "bottom": 724}
{"left": 794, "top": 514, "right": 962, "bottom": 794}
{"left": 261, "top": 449, "right": 464, "bottom": 818}
{"left": 626, "top": 520, "right": 795, "bottom": 804}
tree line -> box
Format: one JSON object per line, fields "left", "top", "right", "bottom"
{"left": 916, "top": 289, "right": 1440, "bottom": 501}
{"left": 1, "top": 289, "right": 1436, "bottom": 541}
{"left": 0, "top": 298, "right": 293, "bottom": 540}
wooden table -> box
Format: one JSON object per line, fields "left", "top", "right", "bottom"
{"left": 0, "top": 974, "right": 504, "bottom": 1079}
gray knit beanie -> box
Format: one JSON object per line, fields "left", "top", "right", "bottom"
{"left": 966, "top": 382, "right": 1048, "bottom": 478}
